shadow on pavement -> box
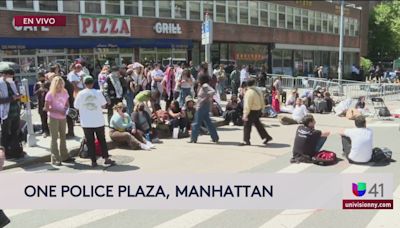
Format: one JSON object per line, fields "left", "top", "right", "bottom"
{"left": 258, "top": 143, "right": 291, "bottom": 148}
{"left": 103, "top": 164, "right": 140, "bottom": 172}
{"left": 217, "top": 127, "right": 242, "bottom": 131}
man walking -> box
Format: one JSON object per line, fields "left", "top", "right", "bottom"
{"left": 74, "top": 76, "right": 115, "bottom": 168}
{"left": 239, "top": 78, "right": 272, "bottom": 146}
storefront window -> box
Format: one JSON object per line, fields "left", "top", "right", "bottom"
{"left": 143, "top": 0, "right": 156, "bottom": 17}
{"left": 260, "top": 2, "right": 268, "bottom": 26}
{"left": 330, "top": 52, "right": 338, "bottom": 78}
{"left": 314, "top": 51, "right": 321, "bottom": 67}
{"left": 105, "top": 0, "right": 120, "bottom": 15}
{"left": 294, "top": 50, "right": 303, "bottom": 76}
{"left": 309, "top": 11, "right": 315, "bottom": 31}
{"left": 302, "top": 9, "right": 308, "bottom": 31}
{"left": 192, "top": 42, "right": 200, "bottom": 65}
{"left": 286, "top": 7, "right": 293, "bottom": 29}
{"left": 216, "top": 2, "right": 226, "bottom": 23}
{"left": 239, "top": 1, "right": 248, "bottom": 25}
{"left": 189, "top": 1, "right": 201, "bottom": 20}
{"left": 13, "top": 0, "right": 33, "bottom": 10}
{"left": 174, "top": 0, "right": 186, "bottom": 19}
{"left": 159, "top": 0, "right": 172, "bottom": 18}
{"left": 85, "top": 0, "right": 101, "bottom": 14}
{"left": 39, "top": 0, "right": 57, "bottom": 11}
{"left": 125, "top": 1, "right": 138, "bottom": 15}
{"left": 249, "top": 1, "right": 258, "bottom": 25}
{"left": 0, "top": 1, "right": 5, "bottom": 8}
{"left": 3, "top": 50, "right": 18, "bottom": 56}
{"left": 19, "top": 49, "right": 36, "bottom": 55}
{"left": 63, "top": 0, "right": 80, "bottom": 13}
{"left": 220, "top": 43, "right": 228, "bottom": 62}
{"left": 272, "top": 50, "right": 283, "bottom": 74}
{"left": 19, "top": 57, "right": 36, "bottom": 73}
{"left": 230, "top": 43, "right": 267, "bottom": 69}
{"left": 294, "top": 8, "right": 301, "bottom": 30}
{"left": 228, "top": 1, "right": 237, "bottom": 24}
{"left": 349, "top": 18, "right": 355, "bottom": 36}
{"left": 172, "top": 48, "right": 187, "bottom": 60}
{"left": 120, "top": 48, "right": 133, "bottom": 54}
{"left": 202, "top": 1, "right": 212, "bottom": 19}
{"left": 158, "top": 49, "right": 172, "bottom": 65}
{"left": 282, "top": 50, "right": 292, "bottom": 75}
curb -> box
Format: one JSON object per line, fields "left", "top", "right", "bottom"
{"left": 3, "top": 120, "right": 227, "bottom": 170}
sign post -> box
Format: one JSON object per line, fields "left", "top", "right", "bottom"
{"left": 21, "top": 79, "right": 36, "bottom": 147}
{"left": 202, "top": 13, "right": 213, "bottom": 76}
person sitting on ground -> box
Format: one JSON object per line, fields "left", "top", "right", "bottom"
{"left": 291, "top": 114, "right": 331, "bottom": 163}
{"left": 168, "top": 100, "right": 187, "bottom": 134}
{"left": 211, "top": 98, "right": 224, "bottom": 117}
{"left": 182, "top": 96, "right": 196, "bottom": 132}
{"left": 109, "top": 102, "right": 153, "bottom": 150}
{"left": 281, "top": 89, "right": 299, "bottom": 113}
{"left": 313, "top": 92, "right": 327, "bottom": 114}
{"left": 152, "top": 103, "right": 169, "bottom": 125}
{"left": 324, "top": 91, "right": 334, "bottom": 113}
{"left": 132, "top": 102, "right": 161, "bottom": 144}
{"left": 279, "top": 98, "right": 308, "bottom": 125}
{"left": 355, "top": 96, "right": 369, "bottom": 116}
{"left": 223, "top": 94, "right": 242, "bottom": 126}
{"left": 134, "top": 90, "right": 152, "bottom": 115}
{"left": 340, "top": 115, "right": 373, "bottom": 164}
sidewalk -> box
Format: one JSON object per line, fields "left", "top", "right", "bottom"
{"left": 2, "top": 116, "right": 226, "bottom": 170}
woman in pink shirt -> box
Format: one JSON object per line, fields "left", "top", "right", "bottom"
{"left": 45, "top": 76, "right": 74, "bottom": 166}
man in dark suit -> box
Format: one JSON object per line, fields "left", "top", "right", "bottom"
{"left": 104, "top": 65, "right": 127, "bottom": 124}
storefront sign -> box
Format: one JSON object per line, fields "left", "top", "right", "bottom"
{"left": 12, "top": 18, "right": 49, "bottom": 32}
{"left": 153, "top": 22, "right": 182, "bottom": 34}
{"left": 235, "top": 53, "right": 265, "bottom": 61}
{"left": 14, "top": 16, "right": 66, "bottom": 26}
{"left": 79, "top": 15, "right": 131, "bottom": 37}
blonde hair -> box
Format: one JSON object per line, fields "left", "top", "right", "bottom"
{"left": 113, "top": 102, "right": 125, "bottom": 111}
{"left": 133, "top": 102, "right": 144, "bottom": 112}
{"left": 49, "top": 76, "right": 66, "bottom": 96}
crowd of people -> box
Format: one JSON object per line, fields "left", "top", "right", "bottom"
{"left": 0, "top": 57, "right": 392, "bottom": 170}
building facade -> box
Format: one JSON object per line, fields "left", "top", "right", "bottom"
{"left": 0, "top": 0, "right": 368, "bottom": 86}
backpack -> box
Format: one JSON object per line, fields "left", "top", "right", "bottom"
{"left": 378, "top": 107, "right": 391, "bottom": 117}
{"left": 371, "top": 147, "right": 392, "bottom": 163}
{"left": 78, "top": 138, "right": 89, "bottom": 159}
{"left": 312, "top": 150, "right": 337, "bottom": 166}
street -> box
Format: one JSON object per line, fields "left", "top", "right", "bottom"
{"left": 3, "top": 113, "right": 400, "bottom": 228}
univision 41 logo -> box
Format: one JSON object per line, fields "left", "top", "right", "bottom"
{"left": 352, "top": 182, "right": 384, "bottom": 197}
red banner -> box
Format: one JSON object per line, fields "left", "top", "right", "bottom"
{"left": 342, "top": 199, "right": 393, "bottom": 210}
{"left": 14, "top": 16, "right": 66, "bottom": 26}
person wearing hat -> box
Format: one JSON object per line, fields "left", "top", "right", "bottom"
{"left": 0, "top": 67, "right": 24, "bottom": 159}
{"left": 104, "top": 65, "right": 127, "bottom": 125}
{"left": 74, "top": 76, "right": 115, "bottom": 167}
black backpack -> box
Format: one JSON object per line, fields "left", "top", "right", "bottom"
{"left": 378, "top": 107, "right": 391, "bottom": 117}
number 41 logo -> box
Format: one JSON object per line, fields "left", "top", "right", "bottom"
{"left": 352, "top": 182, "right": 384, "bottom": 197}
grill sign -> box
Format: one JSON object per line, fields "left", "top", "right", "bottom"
{"left": 79, "top": 16, "right": 131, "bottom": 37}
{"left": 153, "top": 22, "right": 182, "bottom": 34}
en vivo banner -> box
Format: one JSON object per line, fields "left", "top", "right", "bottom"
{"left": 79, "top": 15, "right": 131, "bottom": 37}
{"left": 0, "top": 173, "right": 393, "bottom": 210}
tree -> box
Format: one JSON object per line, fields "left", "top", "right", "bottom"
{"left": 368, "top": 0, "right": 400, "bottom": 63}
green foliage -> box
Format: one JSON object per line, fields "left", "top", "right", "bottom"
{"left": 360, "top": 57, "right": 373, "bottom": 71}
{"left": 368, "top": 0, "right": 400, "bottom": 63}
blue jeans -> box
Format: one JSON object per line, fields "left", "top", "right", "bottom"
{"left": 126, "top": 92, "right": 135, "bottom": 115}
{"left": 315, "top": 136, "right": 327, "bottom": 153}
{"left": 217, "top": 79, "right": 225, "bottom": 97}
{"left": 179, "top": 88, "right": 191, "bottom": 107}
{"left": 191, "top": 105, "right": 219, "bottom": 142}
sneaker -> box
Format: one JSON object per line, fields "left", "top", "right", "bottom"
{"left": 52, "top": 161, "right": 62, "bottom": 166}
{"left": 91, "top": 161, "right": 98, "bottom": 168}
{"left": 188, "top": 139, "right": 197, "bottom": 143}
{"left": 146, "top": 141, "right": 156, "bottom": 149}
{"left": 104, "top": 158, "right": 116, "bottom": 166}
{"left": 229, "top": 122, "right": 234, "bottom": 126}
{"left": 238, "top": 142, "right": 251, "bottom": 146}
{"left": 140, "top": 143, "right": 151, "bottom": 150}
{"left": 263, "top": 136, "right": 273, "bottom": 145}
{"left": 42, "top": 133, "right": 48, "bottom": 138}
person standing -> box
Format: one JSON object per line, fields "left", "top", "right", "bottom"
{"left": 67, "top": 63, "right": 84, "bottom": 98}
{"left": 189, "top": 73, "right": 219, "bottom": 143}
{"left": 150, "top": 63, "right": 164, "bottom": 105}
{"left": 44, "top": 76, "right": 74, "bottom": 166}
{"left": 61, "top": 72, "right": 75, "bottom": 138}
{"left": 230, "top": 65, "right": 241, "bottom": 96}
{"left": 177, "top": 69, "right": 193, "bottom": 107}
{"left": 240, "top": 78, "right": 272, "bottom": 146}
{"left": 240, "top": 65, "right": 250, "bottom": 86}
{"left": 258, "top": 65, "right": 267, "bottom": 87}
{"left": 0, "top": 147, "right": 10, "bottom": 227}
{"left": 104, "top": 66, "right": 127, "bottom": 125}
{"left": 162, "top": 65, "right": 176, "bottom": 111}
{"left": 0, "top": 67, "right": 24, "bottom": 159}
{"left": 74, "top": 76, "right": 115, "bottom": 167}
{"left": 215, "top": 64, "right": 227, "bottom": 101}
{"left": 34, "top": 71, "right": 50, "bottom": 138}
